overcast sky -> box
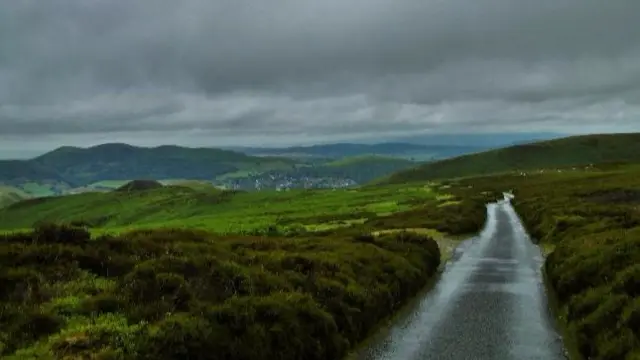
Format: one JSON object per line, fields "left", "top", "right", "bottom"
{"left": 1, "top": 0, "right": 640, "bottom": 157}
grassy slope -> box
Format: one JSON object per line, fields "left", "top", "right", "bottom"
{"left": 0, "top": 182, "right": 494, "bottom": 359}
{"left": 324, "top": 155, "right": 414, "bottom": 167}
{"left": 0, "top": 183, "right": 460, "bottom": 234}
{"left": 461, "top": 164, "right": 640, "bottom": 359}
{"left": 381, "top": 132, "right": 640, "bottom": 184}
{"left": 0, "top": 185, "right": 30, "bottom": 208}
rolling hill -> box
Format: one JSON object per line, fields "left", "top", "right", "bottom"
{"left": 31, "top": 143, "right": 298, "bottom": 185}
{"left": 0, "top": 185, "right": 30, "bottom": 208}
{"left": 380, "top": 133, "right": 640, "bottom": 184}
{"left": 0, "top": 144, "right": 300, "bottom": 195}
{"left": 290, "top": 155, "right": 417, "bottom": 183}
{"left": 0, "top": 160, "right": 68, "bottom": 184}
{"left": 1, "top": 144, "right": 428, "bottom": 195}
{"left": 386, "top": 131, "right": 565, "bottom": 147}
{"left": 211, "top": 155, "right": 418, "bottom": 189}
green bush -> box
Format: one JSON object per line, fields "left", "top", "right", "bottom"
{"left": 0, "top": 221, "right": 444, "bottom": 358}
{"left": 136, "top": 314, "right": 230, "bottom": 360}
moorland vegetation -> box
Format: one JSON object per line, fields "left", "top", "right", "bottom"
{"left": 0, "top": 180, "right": 495, "bottom": 359}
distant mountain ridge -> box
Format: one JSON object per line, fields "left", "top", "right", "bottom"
{"left": 0, "top": 142, "right": 429, "bottom": 195}
{"left": 380, "top": 132, "right": 640, "bottom": 184}
{"left": 230, "top": 142, "right": 486, "bottom": 160}
{"left": 0, "top": 143, "right": 298, "bottom": 193}
{"left": 384, "top": 131, "right": 565, "bottom": 147}
{"left": 0, "top": 133, "right": 570, "bottom": 196}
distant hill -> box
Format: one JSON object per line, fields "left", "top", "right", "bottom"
{"left": 0, "top": 144, "right": 299, "bottom": 194}
{"left": 382, "top": 132, "right": 565, "bottom": 147}
{"left": 1, "top": 142, "right": 485, "bottom": 194}
{"left": 214, "top": 155, "right": 418, "bottom": 189}
{"left": 160, "top": 179, "right": 222, "bottom": 191}
{"left": 0, "top": 185, "right": 30, "bottom": 208}
{"left": 380, "top": 133, "right": 640, "bottom": 184}
{"left": 0, "top": 160, "right": 68, "bottom": 184}
{"left": 232, "top": 142, "right": 485, "bottom": 160}
{"left": 32, "top": 143, "right": 297, "bottom": 184}
{"left": 115, "top": 180, "right": 164, "bottom": 192}
{"left": 299, "top": 155, "right": 417, "bottom": 184}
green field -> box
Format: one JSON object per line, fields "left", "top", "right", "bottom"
{"left": 0, "top": 183, "right": 466, "bottom": 235}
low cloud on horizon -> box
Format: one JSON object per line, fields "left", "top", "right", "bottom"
{"left": 1, "top": 0, "right": 640, "bottom": 155}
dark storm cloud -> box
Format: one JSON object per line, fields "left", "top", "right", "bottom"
{"left": 1, "top": 0, "right": 640, "bottom": 144}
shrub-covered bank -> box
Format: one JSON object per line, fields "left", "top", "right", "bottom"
{"left": 0, "top": 223, "right": 446, "bottom": 359}
{"left": 460, "top": 168, "right": 640, "bottom": 360}
{"left": 0, "top": 179, "right": 497, "bottom": 358}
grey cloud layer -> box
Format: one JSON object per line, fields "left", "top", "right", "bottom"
{"left": 1, "top": 0, "right": 639, "bottom": 141}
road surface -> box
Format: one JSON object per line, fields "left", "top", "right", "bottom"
{"left": 354, "top": 195, "right": 566, "bottom": 360}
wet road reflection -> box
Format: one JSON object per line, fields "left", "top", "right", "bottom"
{"left": 355, "top": 196, "right": 566, "bottom": 360}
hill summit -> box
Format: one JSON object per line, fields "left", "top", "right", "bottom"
{"left": 116, "top": 180, "right": 164, "bottom": 192}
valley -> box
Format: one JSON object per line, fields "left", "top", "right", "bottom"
{"left": 0, "top": 142, "right": 472, "bottom": 200}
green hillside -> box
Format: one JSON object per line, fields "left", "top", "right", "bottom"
{"left": 381, "top": 133, "right": 640, "bottom": 184}
{"left": 1, "top": 145, "right": 420, "bottom": 195}
{"left": 0, "top": 160, "right": 68, "bottom": 184}
{"left": 324, "top": 155, "right": 413, "bottom": 167}
{"left": 32, "top": 144, "right": 298, "bottom": 185}
{"left": 0, "top": 186, "right": 30, "bottom": 208}
{"left": 0, "top": 144, "right": 300, "bottom": 195}
{"left": 0, "top": 182, "right": 485, "bottom": 236}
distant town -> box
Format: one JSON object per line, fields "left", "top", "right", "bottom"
{"left": 213, "top": 172, "right": 358, "bottom": 191}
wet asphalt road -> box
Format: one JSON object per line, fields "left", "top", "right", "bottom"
{"left": 355, "top": 196, "right": 566, "bottom": 360}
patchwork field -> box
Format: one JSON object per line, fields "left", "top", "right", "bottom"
{"left": 0, "top": 182, "right": 485, "bottom": 236}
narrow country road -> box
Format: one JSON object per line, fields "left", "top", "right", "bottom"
{"left": 355, "top": 195, "right": 567, "bottom": 360}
